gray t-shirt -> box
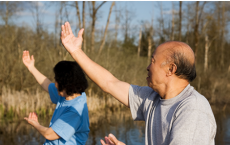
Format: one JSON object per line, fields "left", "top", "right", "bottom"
{"left": 129, "top": 84, "right": 216, "bottom": 145}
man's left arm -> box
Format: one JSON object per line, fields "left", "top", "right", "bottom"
{"left": 169, "top": 109, "right": 215, "bottom": 145}
{"left": 24, "top": 112, "right": 60, "bottom": 140}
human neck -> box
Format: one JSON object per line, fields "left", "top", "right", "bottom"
{"left": 158, "top": 79, "right": 189, "bottom": 99}
{"left": 65, "top": 93, "right": 81, "bottom": 100}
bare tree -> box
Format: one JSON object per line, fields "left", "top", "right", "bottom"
{"left": 0, "top": 1, "right": 24, "bottom": 27}
{"left": 75, "top": 1, "right": 81, "bottom": 29}
{"left": 90, "top": 1, "right": 106, "bottom": 52}
{"left": 148, "top": 26, "right": 154, "bottom": 59}
{"left": 194, "top": 1, "right": 206, "bottom": 59}
{"left": 114, "top": 3, "right": 121, "bottom": 48}
{"left": 29, "top": 2, "right": 51, "bottom": 36}
{"left": 99, "top": 2, "right": 115, "bottom": 54}
{"left": 178, "top": 1, "right": 182, "bottom": 41}
{"left": 171, "top": 2, "right": 175, "bottom": 41}
{"left": 82, "top": 1, "right": 87, "bottom": 52}
{"left": 137, "top": 27, "right": 142, "bottom": 57}
{"left": 220, "top": 1, "right": 226, "bottom": 68}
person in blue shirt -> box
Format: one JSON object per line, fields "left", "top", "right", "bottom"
{"left": 22, "top": 50, "right": 90, "bottom": 145}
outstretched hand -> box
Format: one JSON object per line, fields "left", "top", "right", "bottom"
{"left": 61, "top": 22, "right": 84, "bottom": 54}
{"left": 24, "top": 112, "right": 40, "bottom": 127}
{"left": 22, "top": 51, "right": 35, "bottom": 70}
{"left": 100, "top": 134, "right": 126, "bottom": 145}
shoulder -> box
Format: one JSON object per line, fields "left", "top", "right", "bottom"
{"left": 176, "top": 88, "right": 215, "bottom": 124}
{"left": 130, "top": 85, "right": 158, "bottom": 100}
{"left": 68, "top": 92, "right": 88, "bottom": 116}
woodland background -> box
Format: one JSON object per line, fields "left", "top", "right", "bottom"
{"left": 0, "top": 1, "right": 230, "bottom": 118}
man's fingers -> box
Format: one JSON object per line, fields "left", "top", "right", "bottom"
{"left": 61, "top": 25, "right": 65, "bottom": 33}
{"left": 78, "top": 28, "right": 84, "bottom": 39}
{"left": 104, "top": 136, "right": 110, "bottom": 144}
{"left": 31, "top": 55, "right": 34, "bottom": 61}
{"left": 24, "top": 117, "right": 28, "bottom": 121}
{"left": 108, "top": 134, "right": 119, "bottom": 144}
{"left": 61, "top": 25, "right": 66, "bottom": 38}
{"left": 29, "top": 112, "right": 32, "bottom": 119}
{"left": 65, "top": 22, "right": 69, "bottom": 35}
{"left": 100, "top": 139, "right": 106, "bottom": 145}
{"left": 67, "top": 22, "right": 73, "bottom": 35}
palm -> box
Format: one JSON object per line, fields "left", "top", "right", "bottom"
{"left": 24, "top": 112, "right": 40, "bottom": 126}
{"left": 22, "top": 51, "right": 34, "bottom": 69}
{"left": 61, "top": 22, "right": 84, "bottom": 54}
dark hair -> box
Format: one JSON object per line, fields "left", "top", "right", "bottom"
{"left": 53, "top": 61, "right": 88, "bottom": 95}
{"left": 171, "top": 51, "right": 196, "bottom": 82}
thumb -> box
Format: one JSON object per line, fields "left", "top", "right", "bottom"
{"left": 31, "top": 55, "right": 35, "bottom": 61}
{"left": 78, "top": 28, "right": 84, "bottom": 39}
{"left": 108, "top": 134, "right": 119, "bottom": 144}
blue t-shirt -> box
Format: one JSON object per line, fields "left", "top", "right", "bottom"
{"left": 44, "top": 83, "right": 90, "bottom": 145}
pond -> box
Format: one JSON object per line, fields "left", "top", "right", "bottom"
{"left": 0, "top": 106, "right": 229, "bottom": 145}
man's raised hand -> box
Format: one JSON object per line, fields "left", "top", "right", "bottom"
{"left": 61, "top": 22, "right": 84, "bottom": 54}
{"left": 22, "top": 50, "right": 35, "bottom": 71}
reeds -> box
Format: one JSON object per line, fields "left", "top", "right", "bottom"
{"left": 0, "top": 86, "right": 125, "bottom": 120}
{"left": 1, "top": 86, "right": 55, "bottom": 119}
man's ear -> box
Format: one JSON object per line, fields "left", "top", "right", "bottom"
{"left": 167, "top": 63, "right": 177, "bottom": 76}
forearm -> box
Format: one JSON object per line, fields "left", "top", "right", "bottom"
{"left": 70, "top": 49, "right": 130, "bottom": 106}
{"left": 28, "top": 66, "right": 52, "bottom": 92}
{"left": 32, "top": 123, "right": 60, "bottom": 140}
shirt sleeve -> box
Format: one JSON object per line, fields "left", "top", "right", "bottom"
{"left": 169, "top": 109, "right": 216, "bottom": 145}
{"left": 129, "top": 85, "right": 156, "bottom": 121}
{"left": 51, "top": 111, "right": 81, "bottom": 142}
{"left": 48, "top": 83, "right": 60, "bottom": 104}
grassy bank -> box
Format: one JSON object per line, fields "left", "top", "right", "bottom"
{"left": 0, "top": 86, "right": 125, "bottom": 120}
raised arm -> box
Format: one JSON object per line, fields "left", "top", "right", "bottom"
{"left": 22, "top": 51, "right": 52, "bottom": 92}
{"left": 61, "top": 22, "right": 130, "bottom": 107}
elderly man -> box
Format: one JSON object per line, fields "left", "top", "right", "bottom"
{"left": 61, "top": 22, "right": 216, "bottom": 145}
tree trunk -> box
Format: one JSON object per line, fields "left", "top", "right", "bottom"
{"left": 179, "top": 1, "right": 182, "bottom": 41}
{"left": 114, "top": 4, "right": 119, "bottom": 48}
{"left": 137, "top": 27, "right": 142, "bottom": 57}
{"left": 91, "top": 2, "right": 96, "bottom": 52}
{"left": 90, "top": 1, "right": 106, "bottom": 52}
{"left": 148, "top": 28, "right": 153, "bottom": 59}
{"left": 220, "top": 1, "right": 225, "bottom": 68}
{"left": 75, "top": 1, "right": 81, "bottom": 28}
{"left": 5, "top": 1, "right": 9, "bottom": 27}
{"left": 82, "top": 1, "right": 86, "bottom": 52}
{"left": 194, "top": 1, "right": 199, "bottom": 59}
{"left": 171, "top": 2, "right": 174, "bottom": 41}
{"left": 99, "top": 2, "right": 115, "bottom": 54}
{"left": 204, "top": 35, "right": 209, "bottom": 72}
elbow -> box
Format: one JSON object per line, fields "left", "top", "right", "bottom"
{"left": 44, "top": 131, "right": 60, "bottom": 141}
{"left": 44, "top": 134, "right": 60, "bottom": 141}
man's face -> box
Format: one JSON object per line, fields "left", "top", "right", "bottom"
{"left": 146, "top": 45, "right": 168, "bottom": 90}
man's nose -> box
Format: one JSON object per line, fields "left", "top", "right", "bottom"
{"left": 147, "top": 64, "right": 150, "bottom": 71}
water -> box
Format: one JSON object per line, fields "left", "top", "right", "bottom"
{"left": 0, "top": 106, "right": 229, "bottom": 145}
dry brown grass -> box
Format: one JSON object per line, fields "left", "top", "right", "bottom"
{"left": 0, "top": 86, "right": 125, "bottom": 119}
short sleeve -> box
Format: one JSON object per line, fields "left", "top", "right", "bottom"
{"left": 51, "top": 111, "right": 81, "bottom": 142}
{"left": 48, "top": 83, "right": 60, "bottom": 104}
{"left": 129, "top": 85, "right": 155, "bottom": 121}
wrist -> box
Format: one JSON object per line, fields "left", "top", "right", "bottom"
{"left": 70, "top": 48, "right": 83, "bottom": 57}
{"left": 28, "top": 65, "right": 36, "bottom": 72}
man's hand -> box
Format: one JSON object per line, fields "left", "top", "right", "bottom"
{"left": 22, "top": 51, "right": 35, "bottom": 71}
{"left": 61, "top": 22, "right": 84, "bottom": 54}
{"left": 24, "top": 112, "right": 40, "bottom": 127}
{"left": 100, "top": 134, "right": 126, "bottom": 145}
